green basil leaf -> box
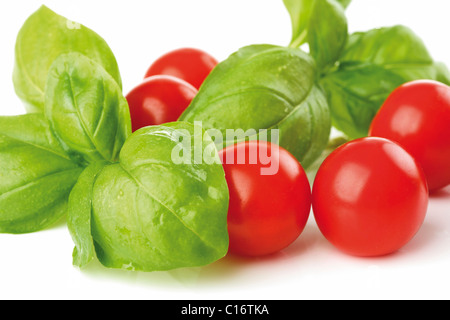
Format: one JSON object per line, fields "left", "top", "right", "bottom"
{"left": 68, "top": 122, "right": 229, "bottom": 271}
{"left": 340, "top": 25, "right": 450, "bottom": 84}
{"left": 45, "top": 52, "right": 131, "bottom": 166}
{"left": 283, "top": 0, "right": 314, "bottom": 48}
{"left": 13, "top": 5, "right": 122, "bottom": 113}
{"left": 284, "top": 0, "right": 349, "bottom": 67}
{"left": 322, "top": 25, "right": 450, "bottom": 138}
{"left": 307, "top": 0, "right": 348, "bottom": 71}
{"left": 0, "top": 114, "right": 83, "bottom": 234}
{"left": 341, "top": 25, "right": 441, "bottom": 79}
{"left": 68, "top": 160, "right": 108, "bottom": 268}
{"left": 320, "top": 62, "right": 406, "bottom": 139}
{"left": 179, "top": 44, "right": 331, "bottom": 169}
{"left": 276, "top": 85, "right": 331, "bottom": 167}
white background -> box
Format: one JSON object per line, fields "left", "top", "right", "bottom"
{"left": 0, "top": 0, "right": 450, "bottom": 300}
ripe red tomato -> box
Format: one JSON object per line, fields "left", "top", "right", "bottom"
{"left": 369, "top": 80, "right": 450, "bottom": 192}
{"left": 312, "top": 137, "right": 428, "bottom": 257}
{"left": 144, "top": 48, "right": 218, "bottom": 90}
{"left": 126, "top": 75, "right": 198, "bottom": 131}
{"left": 218, "top": 140, "right": 312, "bottom": 257}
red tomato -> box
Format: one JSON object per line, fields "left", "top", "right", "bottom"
{"left": 312, "top": 137, "right": 428, "bottom": 257}
{"left": 144, "top": 48, "right": 218, "bottom": 90}
{"left": 126, "top": 75, "right": 198, "bottom": 131}
{"left": 369, "top": 80, "right": 450, "bottom": 192}
{"left": 218, "top": 141, "right": 312, "bottom": 257}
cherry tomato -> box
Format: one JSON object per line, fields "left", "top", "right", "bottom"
{"left": 369, "top": 80, "right": 450, "bottom": 192}
{"left": 218, "top": 140, "right": 312, "bottom": 257}
{"left": 144, "top": 48, "right": 218, "bottom": 90}
{"left": 312, "top": 137, "right": 428, "bottom": 257}
{"left": 126, "top": 75, "right": 198, "bottom": 131}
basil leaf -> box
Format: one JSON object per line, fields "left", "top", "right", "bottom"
{"left": 321, "top": 25, "right": 450, "bottom": 138}
{"left": 283, "top": 0, "right": 314, "bottom": 48}
{"left": 0, "top": 114, "right": 83, "bottom": 234}
{"left": 307, "top": 0, "right": 348, "bottom": 71}
{"left": 179, "top": 44, "right": 331, "bottom": 169}
{"left": 68, "top": 160, "right": 108, "bottom": 268}
{"left": 340, "top": 25, "right": 449, "bottom": 82}
{"left": 13, "top": 5, "right": 122, "bottom": 113}
{"left": 277, "top": 85, "right": 331, "bottom": 168}
{"left": 68, "top": 122, "right": 229, "bottom": 271}
{"left": 320, "top": 62, "right": 406, "bottom": 139}
{"left": 284, "top": 0, "right": 349, "bottom": 69}
{"left": 45, "top": 53, "right": 131, "bottom": 166}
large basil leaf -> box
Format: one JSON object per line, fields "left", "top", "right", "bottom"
{"left": 45, "top": 53, "right": 131, "bottom": 166}
{"left": 284, "top": 0, "right": 349, "bottom": 70}
{"left": 320, "top": 62, "right": 406, "bottom": 139}
{"left": 0, "top": 114, "right": 83, "bottom": 234}
{"left": 68, "top": 122, "right": 229, "bottom": 272}
{"left": 341, "top": 25, "right": 450, "bottom": 83}
{"left": 179, "top": 44, "right": 331, "bottom": 169}
{"left": 13, "top": 5, "right": 122, "bottom": 113}
{"left": 321, "top": 25, "right": 450, "bottom": 138}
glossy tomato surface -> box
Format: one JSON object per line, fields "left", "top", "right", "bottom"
{"left": 126, "top": 75, "right": 198, "bottom": 131}
{"left": 218, "top": 141, "right": 312, "bottom": 257}
{"left": 369, "top": 80, "right": 450, "bottom": 191}
{"left": 312, "top": 137, "right": 429, "bottom": 257}
{"left": 144, "top": 48, "right": 218, "bottom": 90}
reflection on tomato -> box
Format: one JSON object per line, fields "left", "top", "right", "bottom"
{"left": 218, "top": 140, "right": 312, "bottom": 257}
{"left": 369, "top": 80, "right": 450, "bottom": 191}
{"left": 312, "top": 137, "right": 429, "bottom": 257}
{"left": 126, "top": 75, "right": 198, "bottom": 131}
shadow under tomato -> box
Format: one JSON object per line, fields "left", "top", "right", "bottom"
{"left": 192, "top": 221, "right": 327, "bottom": 281}
{"left": 392, "top": 199, "right": 450, "bottom": 260}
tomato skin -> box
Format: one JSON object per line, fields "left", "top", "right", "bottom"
{"left": 218, "top": 141, "right": 312, "bottom": 257}
{"left": 126, "top": 75, "right": 198, "bottom": 131}
{"left": 312, "top": 137, "right": 428, "bottom": 257}
{"left": 144, "top": 48, "right": 218, "bottom": 90}
{"left": 369, "top": 80, "right": 450, "bottom": 191}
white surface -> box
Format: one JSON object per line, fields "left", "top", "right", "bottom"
{"left": 1, "top": 0, "right": 450, "bottom": 300}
